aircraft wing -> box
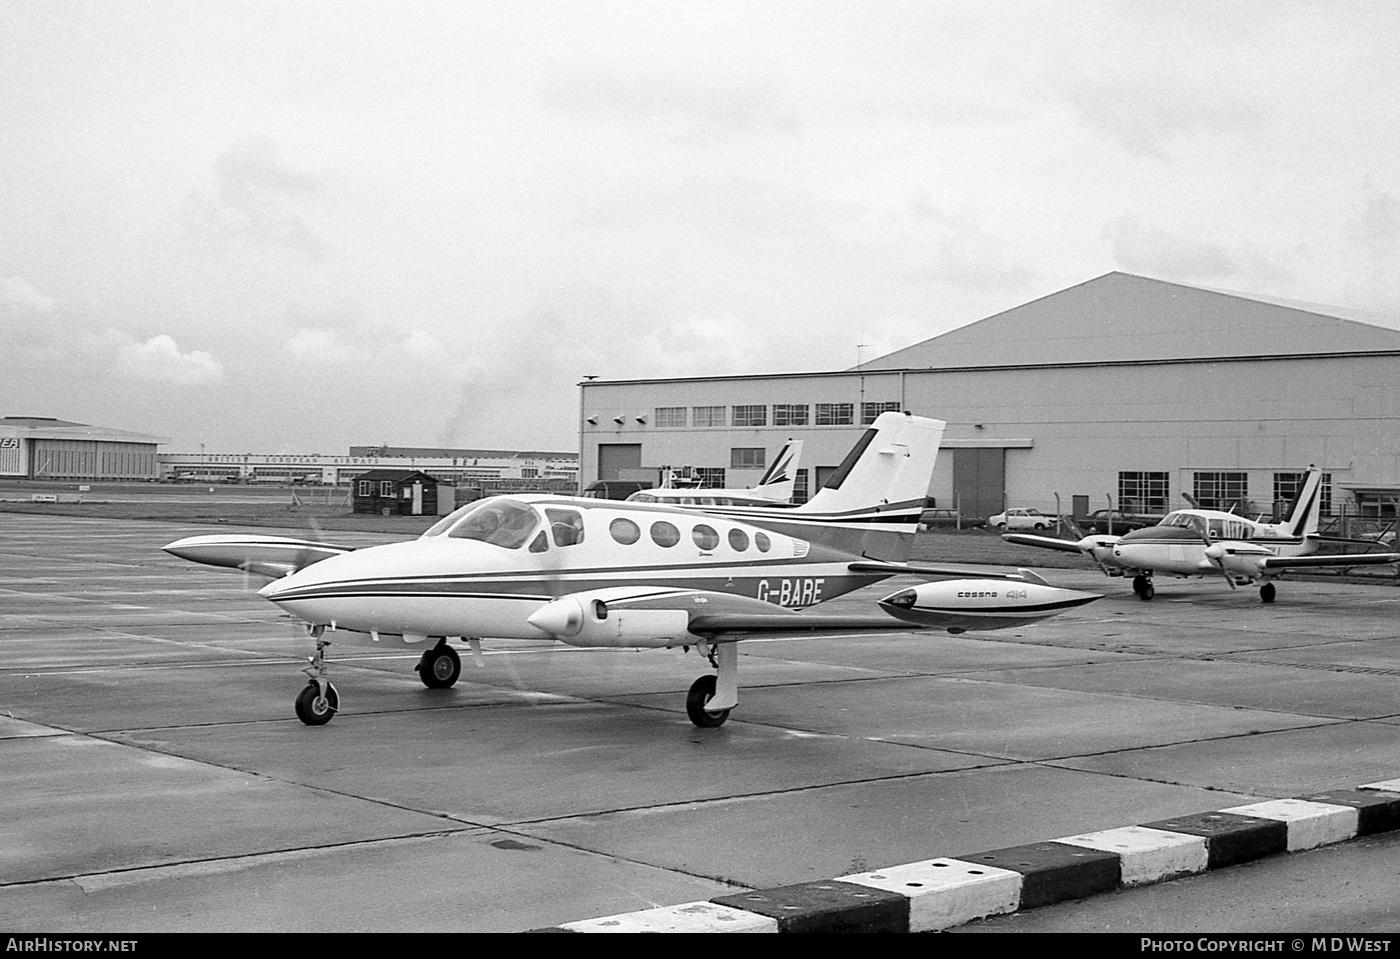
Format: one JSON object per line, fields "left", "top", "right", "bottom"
{"left": 163, "top": 533, "right": 356, "bottom": 579}
{"left": 847, "top": 560, "right": 1051, "bottom": 583}
{"left": 1261, "top": 551, "right": 1400, "bottom": 570}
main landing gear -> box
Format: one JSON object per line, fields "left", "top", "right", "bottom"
{"left": 416, "top": 640, "right": 462, "bottom": 689}
{"left": 1132, "top": 574, "right": 1155, "bottom": 601}
{"left": 1260, "top": 582, "right": 1276, "bottom": 604}
{"left": 686, "top": 641, "right": 739, "bottom": 728}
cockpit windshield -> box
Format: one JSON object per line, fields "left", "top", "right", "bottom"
{"left": 420, "top": 498, "right": 541, "bottom": 549}
{"left": 1161, "top": 512, "right": 1207, "bottom": 535}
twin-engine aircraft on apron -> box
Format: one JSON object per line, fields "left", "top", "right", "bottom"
{"left": 1004, "top": 466, "right": 1400, "bottom": 602}
{"left": 164, "top": 413, "right": 1099, "bottom": 728}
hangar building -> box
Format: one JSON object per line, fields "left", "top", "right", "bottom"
{"left": 578, "top": 273, "right": 1400, "bottom": 522}
{"left": 0, "top": 417, "right": 168, "bottom": 481}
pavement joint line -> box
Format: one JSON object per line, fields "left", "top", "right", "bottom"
{"left": 532, "top": 775, "right": 1400, "bottom": 933}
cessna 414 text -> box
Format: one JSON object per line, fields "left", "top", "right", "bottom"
{"left": 164, "top": 413, "right": 1099, "bottom": 727}
{"left": 1004, "top": 467, "right": 1400, "bottom": 602}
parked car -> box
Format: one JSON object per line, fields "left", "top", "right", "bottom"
{"left": 1080, "top": 509, "right": 1160, "bottom": 533}
{"left": 987, "top": 507, "right": 1058, "bottom": 531}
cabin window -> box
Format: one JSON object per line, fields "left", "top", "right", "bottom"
{"left": 609, "top": 518, "right": 641, "bottom": 545}
{"left": 754, "top": 532, "right": 771, "bottom": 552}
{"left": 728, "top": 528, "right": 749, "bottom": 551}
{"left": 546, "top": 509, "right": 585, "bottom": 547}
{"left": 650, "top": 521, "right": 681, "bottom": 547}
{"left": 692, "top": 524, "right": 719, "bottom": 550}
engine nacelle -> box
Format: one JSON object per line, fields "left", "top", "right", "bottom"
{"left": 526, "top": 595, "right": 695, "bottom": 648}
{"left": 878, "top": 578, "right": 1101, "bottom": 633}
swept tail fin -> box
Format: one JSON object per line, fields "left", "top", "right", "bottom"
{"left": 750, "top": 439, "right": 804, "bottom": 502}
{"left": 1278, "top": 466, "right": 1324, "bottom": 538}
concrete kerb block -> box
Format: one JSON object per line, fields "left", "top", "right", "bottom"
{"left": 1140, "top": 810, "right": 1288, "bottom": 869}
{"left": 1360, "top": 778, "right": 1400, "bottom": 792}
{"left": 1055, "top": 825, "right": 1209, "bottom": 887}
{"left": 1220, "top": 798, "right": 1359, "bottom": 851}
{"left": 711, "top": 880, "right": 911, "bottom": 934}
{"left": 956, "top": 841, "right": 1120, "bottom": 910}
{"left": 1305, "top": 788, "right": 1400, "bottom": 835}
{"left": 837, "top": 858, "right": 1022, "bottom": 933}
{"left": 559, "top": 901, "right": 778, "bottom": 933}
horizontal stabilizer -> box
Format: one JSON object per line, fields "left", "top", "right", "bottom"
{"left": 1263, "top": 551, "right": 1400, "bottom": 569}
{"left": 1003, "top": 533, "right": 1095, "bottom": 554}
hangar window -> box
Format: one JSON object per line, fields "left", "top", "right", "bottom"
{"left": 695, "top": 467, "right": 726, "bottom": 487}
{"left": 733, "top": 405, "right": 767, "bottom": 427}
{"left": 693, "top": 406, "right": 726, "bottom": 427}
{"left": 1274, "top": 471, "right": 1332, "bottom": 516}
{"left": 731, "top": 448, "right": 765, "bottom": 470}
{"left": 1193, "top": 472, "right": 1248, "bottom": 512}
{"left": 816, "top": 403, "right": 853, "bottom": 426}
{"left": 1118, "top": 471, "right": 1169, "bottom": 513}
{"left": 860, "top": 401, "right": 900, "bottom": 424}
{"left": 728, "top": 528, "right": 749, "bottom": 551}
{"left": 692, "top": 524, "right": 719, "bottom": 550}
{"left": 609, "top": 517, "right": 641, "bottom": 545}
{"left": 773, "top": 404, "right": 809, "bottom": 427}
{"left": 650, "top": 521, "right": 681, "bottom": 547}
{"left": 654, "top": 407, "right": 687, "bottom": 428}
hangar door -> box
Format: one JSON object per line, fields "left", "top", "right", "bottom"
{"left": 597, "top": 443, "right": 642, "bottom": 481}
{"left": 953, "top": 448, "right": 1005, "bottom": 522}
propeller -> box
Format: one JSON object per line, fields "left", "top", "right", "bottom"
{"left": 1192, "top": 522, "right": 1236, "bottom": 589}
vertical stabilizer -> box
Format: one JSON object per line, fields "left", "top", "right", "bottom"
{"left": 768, "top": 411, "right": 945, "bottom": 561}
{"left": 750, "top": 440, "right": 803, "bottom": 502}
{"left": 801, "top": 412, "right": 944, "bottom": 516}
{"left": 1277, "top": 466, "right": 1324, "bottom": 538}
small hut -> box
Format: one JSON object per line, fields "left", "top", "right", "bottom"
{"left": 351, "top": 469, "right": 442, "bottom": 516}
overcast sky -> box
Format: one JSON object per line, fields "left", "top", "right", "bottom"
{"left": 3, "top": 1, "right": 1397, "bottom": 453}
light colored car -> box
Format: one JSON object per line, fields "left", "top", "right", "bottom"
{"left": 988, "top": 507, "right": 1057, "bottom": 531}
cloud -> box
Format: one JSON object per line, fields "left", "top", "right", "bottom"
{"left": 902, "top": 199, "right": 1036, "bottom": 292}
{"left": 182, "top": 137, "right": 326, "bottom": 256}
{"left": 1047, "top": 70, "right": 1260, "bottom": 159}
{"left": 1103, "top": 215, "right": 1241, "bottom": 279}
{"left": 1, "top": 276, "right": 57, "bottom": 312}
{"left": 1347, "top": 177, "right": 1400, "bottom": 260}
{"left": 544, "top": 70, "right": 799, "bottom": 142}
{"left": 114, "top": 334, "right": 224, "bottom": 386}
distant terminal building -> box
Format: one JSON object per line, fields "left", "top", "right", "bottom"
{"left": 578, "top": 272, "right": 1400, "bottom": 524}
{"left": 159, "top": 446, "right": 578, "bottom": 492}
{"left": 0, "top": 417, "right": 168, "bottom": 481}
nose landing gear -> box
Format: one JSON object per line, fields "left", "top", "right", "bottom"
{"left": 296, "top": 629, "right": 339, "bottom": 726}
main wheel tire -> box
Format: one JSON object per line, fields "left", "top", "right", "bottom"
{"left": 295, "top": 682, "right": 339, "bottom": 725}
{"left": 1260, "top": 582, "right": 1276, "bottom": 603}
{"left": 686, "top": 675, "right": 731, "bottom": 728}
{"left": 418, "top": 645, "right": 461, "bottom": 689}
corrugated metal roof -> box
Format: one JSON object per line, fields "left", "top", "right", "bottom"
{"left": 859, "top": 272, "right": 1400, "bottom": 371}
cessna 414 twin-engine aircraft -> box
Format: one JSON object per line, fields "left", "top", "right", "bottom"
{"left": 163, "top": 412, "right": 1100, "bottom": 727}
{"left": 1004, "top": 467, "right": 1400, "bottom": 602}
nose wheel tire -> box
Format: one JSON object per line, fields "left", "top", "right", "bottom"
{"left": 1260, "top": 582, "right": 1276, "bottom": 603}
{"left": 418, "top": 645, "right": 462, "bottom": 689}
{"left": 686, "top": 674, "right": 731, "bottom": 728}
{"left": 295, "top": 682, "right": 339, "bottom": 725}
{"left": 1132, "top": 575, "right": 1155, "bottom": 600}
